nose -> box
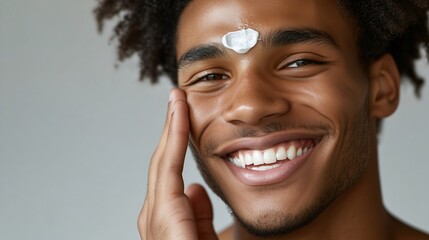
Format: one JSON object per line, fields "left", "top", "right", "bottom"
{"left": 222, "top": 73, "right": 290, "bottom": 125}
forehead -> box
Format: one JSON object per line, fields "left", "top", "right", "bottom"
{"left": 176, "top": 0, "right": 357, "bottom": 59}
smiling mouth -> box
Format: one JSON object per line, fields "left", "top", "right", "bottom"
{"left": 226, "top": 139, "right": 317, "bottom": 171}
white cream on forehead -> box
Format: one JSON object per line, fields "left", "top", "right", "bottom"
{"left": 221, "top": 28, "right": 259, "bottom": 54}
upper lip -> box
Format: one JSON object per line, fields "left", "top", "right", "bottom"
{"left": 214, "top": 129, "right": 325, "bottom": 157}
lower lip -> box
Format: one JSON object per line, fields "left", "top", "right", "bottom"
{"left": 225, "top": 149, "right": 313, "bottom": 186}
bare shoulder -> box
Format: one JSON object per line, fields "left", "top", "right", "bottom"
{"left": 393, "top": 217, "right": 429, "bottom": 240}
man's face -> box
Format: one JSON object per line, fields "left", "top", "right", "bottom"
{"left": 176, "top": 0, "right": 372, "bottom": 236}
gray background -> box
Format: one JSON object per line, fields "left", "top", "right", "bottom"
{"left": 1, "top": 0, "right": 428, "bottom": 239}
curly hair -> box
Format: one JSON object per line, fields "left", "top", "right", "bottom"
{"left": 94, "top": 0, "right": 429, "bottom": 96}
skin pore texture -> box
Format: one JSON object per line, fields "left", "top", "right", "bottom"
{"left": 173, "top": 0, "right": 429, "bottom": 239}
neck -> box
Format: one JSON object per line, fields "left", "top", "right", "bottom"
{"left": 231, "top": 141, "right": 393, "bottom": 240}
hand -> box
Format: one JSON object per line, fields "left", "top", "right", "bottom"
{"left": 138, "top": 89, "right": 218, "bottom": 240}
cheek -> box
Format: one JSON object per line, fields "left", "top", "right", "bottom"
{"left": 305, "top": 71, "right": 369, "bottom": 126}
{"left": 187, "top": 93, "right": 223, "bottom": 148}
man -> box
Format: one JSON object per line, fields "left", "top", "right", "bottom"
{"left": 95, "top": 0, "right": 429, "bottom": 239}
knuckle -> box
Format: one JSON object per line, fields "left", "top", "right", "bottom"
{"left": 138, "top": 208, "right": 147, "bottom": 230}
{"left": 137, "top": 216, "right": 145, "bottom": 231}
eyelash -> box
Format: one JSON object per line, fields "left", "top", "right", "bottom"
{"left": 284, "top": 58, "right": 324, "bottom": 68}
{"left": 194, "top": 73, "right": 228, "bottom": 83}
{"left": 191, "top": 58, "right": 323, "bottom": 83}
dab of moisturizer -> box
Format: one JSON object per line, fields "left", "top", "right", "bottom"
{"left": 221, "top": 28, "right": 259, "bottom": 54}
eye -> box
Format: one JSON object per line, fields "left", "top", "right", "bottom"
{"left": 276, "top": 55, "right": 329, "bottom": 79}
{"left": 184, "top": 71, "right": 230, "bottom": 92}
{"left": 180, "top": 68, "right": 231, "bottom": 90}
{"left": 195, "top": 73, "right": 228, "bottom": 83}
{"left": 286, "top": 59, "right": 322, "bottom": 68}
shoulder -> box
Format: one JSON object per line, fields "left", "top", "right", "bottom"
{"left": 392, "top": 217, "right": 429, "bottom": 240}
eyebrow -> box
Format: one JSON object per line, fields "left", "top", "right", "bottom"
{"left": 265, "top": 28, "right": 339, "bottom": 49}
{"left": 177, "top": 28, "right": 338, "bottom": 69}
{"left": 177, "top": 43, "right": 226, "bottom": 69}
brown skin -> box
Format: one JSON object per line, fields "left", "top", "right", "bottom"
{"left": 138, "top": 0, "right": 429, "bottom": 239}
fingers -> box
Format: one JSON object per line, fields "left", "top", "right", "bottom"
{"left": 139, "top": 89, "right": 217, "bottom": 240}
{"left": 144, "top": 89, "right": 174, "bottom": 220}
{"left": 186, "top": 184, "right": 218, "bottom": 240}
{"left": 137, "top": 201, "right": 148, "bottom": 238}
{"left": 157, "top": 89, "right": 189, "bottom": 196}
{"left": 139, "top": 88, "right": 192, "bottom": 239}
{"left": 151, "top": 90, "right": 176, "bottom": 162}
{"left": 146, "top": 89, "right": 187, "bottom": 199}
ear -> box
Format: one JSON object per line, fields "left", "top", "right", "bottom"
{"left": 369, "top": 53, "right": 400, "bottom": 118}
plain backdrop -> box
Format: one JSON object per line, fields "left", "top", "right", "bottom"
{"left": 1, "top": 0, "right": 428, "bottom": 239}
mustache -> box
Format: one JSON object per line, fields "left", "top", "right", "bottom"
{"left": 201, "top": 121, "right": 335, "bottom": 158}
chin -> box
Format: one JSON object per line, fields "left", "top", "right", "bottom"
{"left": 226, "top": 174, "right": 353, "bottom": 237}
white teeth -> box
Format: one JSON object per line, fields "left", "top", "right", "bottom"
{"left": 287, "top": 145, "right": 296, "bottom": 160}
{"left": 253, "top": 151, "right": 264, "bottom": 166}
{"left": 239, "top": 153, "right": 245, "bottom": 168}
{"left": 229, "top": 143, "right": 314, "bottom": 169}
{"left": 297, "top": 148, "right": 303, "bottom": 157}
{"left": 263, "top": 149, "right": 277, "bottom": 164}
{"left": 245, "top": 153, "right": 253, "bottom": 165}
{"left": 232, "top": 158, "right": 240, "bottom": 166}
{"left": 249, "top": 164, "right": 281, "bottom": 171}
{"left": 276, "top": 146, "right": 287, "bottom": 160}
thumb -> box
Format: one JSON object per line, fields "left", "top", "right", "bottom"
{"left": 185, "top": 183, "right": 218, "bottom": 240}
